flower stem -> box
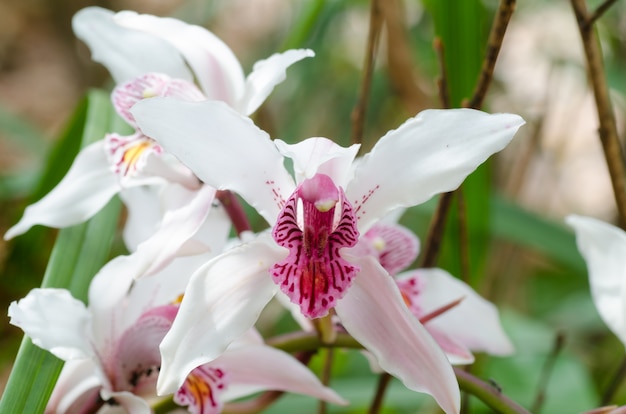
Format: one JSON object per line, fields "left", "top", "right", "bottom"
{"left": 454, "top": 368, "right": 531, "bottom": 414}
{"left": 216, "top": 190, "right": 251, "bottom": 236}
{"left": 267, "top": 330, "right": 530, "bottom": 413}
{"left": 571, "top": 0, "right": 626, "bottom": 228}
{"left": 350, "top": 0, "right": 383, "bottom": 148}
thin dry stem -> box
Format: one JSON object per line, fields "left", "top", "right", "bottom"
{"left": 350, "top": 0, "right": 383, "bottom": 147}
{"left": 367, "top": 373, "right": 392, "bottom": 414}
{"left": 380, "top": 0, "right": 431, "bottom": 113}
{"left": 531, "top": 331, "right": 566, "bottom": 413}
{"left": 571, "top": 0, "right": 626, "bottom": 229}
{"left": 586, "top": 0, "right": 619, "bottom": 28}
{"left": 434, "top": 37, "right": 451, "bottom": 109}
{"left": 465, "top": 0, "right": 516, "bottom": 110}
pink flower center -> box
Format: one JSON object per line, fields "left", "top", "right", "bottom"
{"left": 271, "top": 173, "right": 360, "bottom": 319}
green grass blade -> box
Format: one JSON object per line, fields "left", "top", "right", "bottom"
{"left": 0, "top": 90, "right": 122, "bottom": 413}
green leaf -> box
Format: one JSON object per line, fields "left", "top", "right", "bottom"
{"left": 0, "top": 90, "right": 122, "bottom": 414}
{"left": 480, "top": 310, "right": 599, "bottom": 413}
{"left": 490, "top": 196, "right": 586, "bottom": 274}
{"left": 0, "top": 105, "right": 48, "bottom": 157}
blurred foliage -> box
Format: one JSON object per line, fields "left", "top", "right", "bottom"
{"left": 2, "top": 0, "right": 626, "bottom": 412}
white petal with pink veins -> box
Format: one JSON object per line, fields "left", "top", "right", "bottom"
{"left": 217, "top": 344, "right": 347, "bottom": 405}
{"left": 401, "top": 268, "right": 514, "bottom": 356}
{"left": 114, "top": 10, "right": 245, "bottom": 105}
{"left": 335, "top": 254, "right": 460, "bottom": 414}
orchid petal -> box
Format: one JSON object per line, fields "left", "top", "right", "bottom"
{"left": 120, "top": 185, "right": 164, "bottom": 251}
{"left": 238, "top": 49, "right": 315, "bottom": 115}
{"left": 346, "top": 109, "right": 525, "bottom": 232}
{"left": 100, "top": 389, "right": 151, "bottom": 414}
{"left": 112, "top": 73, "right": 204, "bottom": 127}
{"left": 335, "top": 254, "right": 460, "bottom": 414}
{"left": 426, "top": 326, "right": 475, "bottom": 365}
{"left": 217, "top": 345, "right": 347, "bottom": 405}
{"left": 4, "top": 140, "right": 119, "bottom": 239}
{"left": 132, "top": 184, "right": 216, "bottom": 277}
{"left": 132, "top": 98, "right": 295, "bottom": 224}
{"left": 274, "top": 137, "right": 360, "bottom": 187}
{"left": 363, "top": 222, "right": 420, "bottom": 276}
{"left": 405, "top": 268, "right": 514, "bottom": 356}
{"left": 158, "top": 234, "right": 286, "bottom": 395}
{"left": 47, "top": 360, "right": 102, "bottom": 414}
{"left": 176, "top": 365, "right": 228, "bottom": 414}
{"left": 88, "top": 255, "right": 143, "bottom": 348}
{"left": 111, "top": 306, "right": 174, "bottom": 392}
{"left": 567, "top": 215, "right": 626, "bottom": 347}
{"left": 8, "top": 289, "right": 93, "bottom": 360}
{"left": 72, "top": 7, "right": 192, "bottom": 84}
{"left": 114, "top": 11, "right": 245, "bottom": 104}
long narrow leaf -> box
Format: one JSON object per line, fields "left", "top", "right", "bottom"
{"left": 0, "top": 90, "right": 122, "bottom": 414}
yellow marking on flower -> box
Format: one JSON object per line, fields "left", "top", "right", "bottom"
{"left": 401, "top": 291, "right": 412, "bottom": 308}
{"left": 371, "top": 236, "right": 385, "bottom": 252}
{"left": 186, "top": 372, "right": 215, "bottom": 411}
{"left": 314, "top": 198, "right": 338, "bottom": 212}
{"left": 172, "top": 294, "right": 184, "bottom": 305}
{"left": 122, "top": 141, "right": 152, "bottom": 173}
{"left": 142, "top": 87, "right": 158, "bottom": 99}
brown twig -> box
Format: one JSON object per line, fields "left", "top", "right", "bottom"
{"left": 454, "top": 368, "right": 531, "bottom": 414}
{"left": 602, "top": 354, "right": 626, "bottom": 405}
{"left": 434, "top": 37, "right": 451, "bottom": 109}
{"left": 419, "top": 191, "right": 456, "bottom": 268}
{"left": 571, "top": 0, "right": 626, "bottom": 229}
{"left": 464, "top": 0, "right": 516, "bottom": 110}
{"left": 215, "top": 190, "right": 251, "bottom": 237}
{"left": 368, "top": 373, "right": 393, "bottom": 414}
{"left": 318, "top": 348, "right": 334, "bottom": 414}
{"left": 531, "top": 331, "right": 566, "bottom": 413}
{"left": 586, "top": 0, "right": 620, "bottom": 29}
{"left": 350, "top": 0, "right": 384, "bottom": 147}
{"left": 456, "top": 187, "right": 471, "bottom": 285}
{"left": 380, "top": 0, "right": 431, "bottom": 113}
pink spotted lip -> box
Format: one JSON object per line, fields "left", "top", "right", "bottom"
{"left": 270, "top": 174, "right": 360, "bottom": 319}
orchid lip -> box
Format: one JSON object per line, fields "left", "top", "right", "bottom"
{"left": 271, "top": 173, "right": 360, "bottom": 319}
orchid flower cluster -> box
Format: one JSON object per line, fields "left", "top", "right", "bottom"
{"left": 2, "top": 6, "right": 546, "bottom": 414}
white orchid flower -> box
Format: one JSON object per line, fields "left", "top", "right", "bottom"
{"left": 5, "top": 7, "right": 313, "bottom": 243}
{"left": 130, "top": 98, "right": 524, "bottom": 414}
{"left": 9, "top": 254, "right": 344, "bottom": 413}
